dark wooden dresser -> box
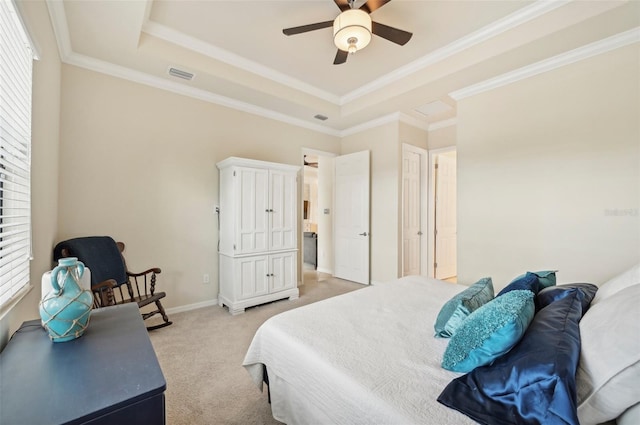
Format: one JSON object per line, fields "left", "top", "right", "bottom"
{"left": 0, "top": 303, "right": 166, "bottom": 424}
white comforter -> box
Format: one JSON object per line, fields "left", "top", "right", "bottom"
{"left": 243, "top": 276, "right": 477, "bottom": 425}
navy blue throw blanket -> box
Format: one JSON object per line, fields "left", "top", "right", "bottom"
{"left": 438, "top": 284, "right": 597, "bottom": 425}
{"left": 53, "top": 236, "right": 128, "bottom": 288}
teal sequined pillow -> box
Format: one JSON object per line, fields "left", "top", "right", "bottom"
{"left": 434, "top": 277, "right": 494, "bottom": 338}
{"left": 441, "top": 289, "right": 535, "bottom": 373}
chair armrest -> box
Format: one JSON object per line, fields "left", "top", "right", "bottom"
{"left": 126, "top": 267, "right": 161, "bottom": 277}
{"left": 126, "top": 268, "right": 162, "bottom": 297}
{"left": 91, "top": 279, "right": 117, "bottom": 291}
{"left": 91, "top": 279, "right": 118, "bottom": 307}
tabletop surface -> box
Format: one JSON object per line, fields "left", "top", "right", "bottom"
{"left": 0, "top": 303, "right": 166, "bottom": 425}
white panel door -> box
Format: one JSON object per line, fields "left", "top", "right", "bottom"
{"left": 334, "top": 151, "right": 370, "bottom": 284}
{"left": 237, "top": 167, "right": 269, "bottom": 254}
{"left": 402, "top": 149, "right": 422, "bottom": 276}
{"left": 435, "top": 154, "right": 457, "bottom": 280}
{"left": 269, "top": 170, "right": 296, "bottom": 251}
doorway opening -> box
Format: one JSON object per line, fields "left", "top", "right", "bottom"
{"left": 301, "top": 149, "right": 336, "bottom": 286}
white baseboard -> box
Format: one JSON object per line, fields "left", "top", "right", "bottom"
{"left": 317, "top": 267, "right": 333, "bottom": 274}
{"left": 165, "top": 299, "right": 219, "bottom": 315}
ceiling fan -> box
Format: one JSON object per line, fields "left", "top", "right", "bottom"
{"left": 304, "top": 155, "right": 319, "bottom": 168}
{"left": 282, "top": 0, "right": 413, "bottom": 65}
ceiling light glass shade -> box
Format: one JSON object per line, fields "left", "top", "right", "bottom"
{"left": 333, "top": 9, "right": 372, "bottom": 53}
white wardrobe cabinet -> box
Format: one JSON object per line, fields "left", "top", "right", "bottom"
{"left": 217, "top": 157, "right": 299, "bottom": 315}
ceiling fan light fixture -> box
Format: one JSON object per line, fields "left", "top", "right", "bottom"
{"left": 333, "top": 9, "right": 371, "bottom": 54}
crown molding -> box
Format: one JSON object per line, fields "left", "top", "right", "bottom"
{"left": 399, "top": 113, "right": 430, "bottom": 131}
{"left": 450, "top": 26, "right": 640, "bottom": 101}
{"left": 428, "top": 118, "right": 457, "bottom": 132}
{"left": 46, "top": 0, "right": 72, "bottom": 60}
{"left": 140, "top": 1, "right": 568, "bottom": 107}
{"left": 338, "top": 112, "right": 429, "bottom": 137}
{"left": 46, "top": 0, "right": 340, "bottom": 136}
{"left": 66, "top": 50, "right": 341, "bottom": 136}
{"left": 340, "top": 0, "right": 570, "bottom": 104}
{"left": 44, "top": 0, "right": 633, "bottom": 140}
{"left": 43, "top": 1, "right": 421, "bottom": 139}
{"left": 142, "top": 20, "right": 341, "bottom": 105}
{"left": 339, "top": 112, "right": 401, "bottom": 137}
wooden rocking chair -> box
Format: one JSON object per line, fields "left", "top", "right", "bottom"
{"left": 53, "top": 236, "right": 172, "bottom": 330}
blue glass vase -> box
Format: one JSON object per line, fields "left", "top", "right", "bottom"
{"left": 39, "top": 257, "right": 93, "bottom": 342}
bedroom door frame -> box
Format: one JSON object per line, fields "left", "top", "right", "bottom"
{"left": 427, "top": 146, "right": 457, "bottom": 280}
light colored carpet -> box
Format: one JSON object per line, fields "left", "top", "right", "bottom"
{"left": 149, "top": 272, "right": 364, "bottom": 425}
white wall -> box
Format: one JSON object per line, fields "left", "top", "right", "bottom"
{"left": 428, "top": 124, "right": 456, "bottom": 150}
{"left": 317, "top": 156, "right": 334, "bottom": 273}
{"left": 457, "top": 44, "right": 640, "bottom": 290}
{"left": 58, "top": 65, "right": 341, "bottom": 310}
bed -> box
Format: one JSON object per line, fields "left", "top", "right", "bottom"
{"left": 243, "top": 266, "right": 640, "bottom": 425}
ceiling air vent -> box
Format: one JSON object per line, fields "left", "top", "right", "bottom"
{"left": 314, "top": 114, "right": 328, "bottom": 121}
{"left": 168, "top": 67, "right": 195, "bottom": 81}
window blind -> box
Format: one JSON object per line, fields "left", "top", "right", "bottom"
{"left": 0, "top": 0, "right": 33, "bottom": 308}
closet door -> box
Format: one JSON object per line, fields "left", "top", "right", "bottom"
{"left": 236, "top": 167, "right": 269, "bottom": 254}
{"left": 269, "top": 170, "right": 296, "bottom": 251}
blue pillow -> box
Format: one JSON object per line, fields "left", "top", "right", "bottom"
{"left": 496, "top": 272, "right": 539, "bottom": 297}
{"left": 438, "top": 287, "right": 591, "bottom": 425}
{"left": 510, "top": 270, "right": 558, "bottom": 291}
{"left": 434, "top": 277, "right": 494, "bottom": 338}
{"left": 536, "top": 283, "right": 598, "bottom": 313}
{"left": 441, "top": 290, "right": 534, "bottom": 373}
{"left": 530, "top": 270, "right": 558, "bottom": 289}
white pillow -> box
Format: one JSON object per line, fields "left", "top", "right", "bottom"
{"left": 592, "top": 263, "right": 640, "bottom": 305}
{"left": 576, "top": 284, "right": 640, "bottom": 425}
{"left": 618, "top": 403, "right": 640, "bottom": 425}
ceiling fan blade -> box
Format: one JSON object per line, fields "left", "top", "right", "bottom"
{"left": 333, "top": 49, "right": 348, "bottom": 65}
{"left": 333, "top": 0, "right": 352, "bottom": 12}
{"left": 360, "top": 0, "right": 391, "bottom": 14}
{"left": 371, "top": 21, "right": 412, "bottom": 45}
{"left": 283, "top": 20, "right": 333, "bottom": 36}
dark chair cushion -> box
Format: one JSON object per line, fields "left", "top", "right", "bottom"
{"left": 54, "top": 236, "right": 128, "bottom": 287}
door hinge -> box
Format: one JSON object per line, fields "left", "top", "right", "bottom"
{"left": 233, "top": 244, "right": 236, "bottom": 250}
{"left": 434, "top": 262, "right": 438, "bottom": 268}
{"left": 435, "top": 163, "right": 439, "bottom": 169}
{"left": 233, "top": 170, "right": 236, "bottom": 177}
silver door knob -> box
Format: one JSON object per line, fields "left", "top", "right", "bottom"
{"left": 359, "top": 232, "right": 368, "bottom": 236}
{"left": 417, "top": 231, "right": 423, "bottom": 235}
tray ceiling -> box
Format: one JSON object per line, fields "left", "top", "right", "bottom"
{"left": 47, "top": 0, "right": 639, "bottom": 135}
